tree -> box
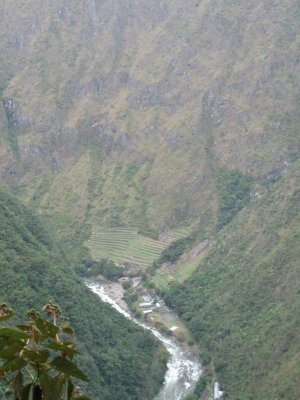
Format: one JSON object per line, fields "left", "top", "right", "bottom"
{"left": 0, "top": 303, "right": 90, "bottom": 400}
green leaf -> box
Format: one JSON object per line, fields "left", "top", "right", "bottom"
{"left": 61, "top": 324, "right": 74, "bottom": 336}
{"left": 0, "top": 313, "right": 14, "bottom": 323}
{"left": 35, "top": 317, "right": 59, "bottom": 339}
{"left": 16, "top": 325, "right": 31, "bottom": 332}
{"left": 14, "top": 371, "right": 24, "bottom": 400}
{"left": 46, "top": 342, "right": 78, "bottom": 359}
{"left": 0, "top": 328, "right": 30, "bottom": 341}
{"left": 67, "top": 379, "right": 74, "bottom": 400}
{"left": 0, "top": 338, "right": 5, "bottom": 350}
{"left": 21, "top": 383, "right": 33, "bottom": 400}
{"left": 0, "top": 342, "right": 24, "bottom": 359}
{"left": 24, "top": 349, "right": 50, "bottom": 364}
{"left": 0, "top": 356, "right": 27, "bottom": 373}
{"left": 39, "top": 373, "right": 64, "bottom": 400}
{"left": 0, "top": 337, "right": 24, "bottom": 353}
{"left": 16, "top": 325, "right": 42, "bottom": 344}
{"left": 50, "top": 357, "right": 88, "bottom": 381}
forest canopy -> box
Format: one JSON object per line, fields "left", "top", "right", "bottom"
{"left": 0, "top": 190, "right": 167, "bottom": 399}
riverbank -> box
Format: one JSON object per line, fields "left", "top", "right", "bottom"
{"left": 91, "top": 275, "right": 196, "bottom": 347}
{"left": 87, "top": 279, "right": 202, "bottom": 400}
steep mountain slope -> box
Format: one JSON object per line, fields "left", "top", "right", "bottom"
{"left": 0, "top": 190, "right": 167, "bottom": 400}
{"left": 166, "top": 161, "right": 300, "bottom": 399}
{"left": 0, "top": 0, "right": 299, "bottom": 235}
{"left": 0, "top": 2, "right": 299, "bottom": 398}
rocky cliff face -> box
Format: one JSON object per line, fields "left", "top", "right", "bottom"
{"left": 0, "top": 0, "right": 299, "bottom": 232}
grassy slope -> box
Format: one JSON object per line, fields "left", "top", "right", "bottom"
{"left": 0, "top": 190, "right": 167, "bottom": 400}
{"left": 0, "top": 0, "right": 298, "bottom": 234}
{"left": 165, "top": 161, "right": 300, "bottom": 399}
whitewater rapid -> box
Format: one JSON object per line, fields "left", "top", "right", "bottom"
{"left": 87, "top": 281, "right": 202, "bottom": 400}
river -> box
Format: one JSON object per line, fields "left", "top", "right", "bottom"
{"left": 87, "top": 281, "right": 202, "bottom": 400}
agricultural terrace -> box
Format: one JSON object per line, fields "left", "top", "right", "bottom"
{"left": 88, "top": 226, "right": 189, "bottom": 269}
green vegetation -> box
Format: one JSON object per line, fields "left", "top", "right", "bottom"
{"left": 0, "top": 190, "right": 167, "bottom": 399}
{"left": 79, "top": 259, "right": 124, "bottom": 281}
{"left": 155, "top": 232, "right": 197, "bottom": 265}
{"left": 124, "top": 288, "right": 193, "bottom": 343}
{"left": 217, "top": 169, "right": 252, "bottom": 229}
{"left": 151, "top": 258, "right": 201, "bottom": 292}
{"left": 0, "top": 1, "right": 299, "bottom": 398}
{"left": 165, "top": 162, "right": 300, "bottom": 399}
{"left": 0, "top": 303, "right": 89, "bottom": 400}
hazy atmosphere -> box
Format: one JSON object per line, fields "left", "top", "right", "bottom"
{"left": 0, "top": 1, "right": 299, "bottom": 399}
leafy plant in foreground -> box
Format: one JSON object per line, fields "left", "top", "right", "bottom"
{"left": 0, "top": 303, "right": 90, "bottom": 400}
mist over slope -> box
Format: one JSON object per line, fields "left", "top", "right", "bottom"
{"left": 0, "top": 1, "right": 299, "bottom": 399}
{"left": 0, "top": 0, "right": 299, "bottom": 234}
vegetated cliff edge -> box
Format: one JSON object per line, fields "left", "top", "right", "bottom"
{"left": 0, "top": 190, "right": 167, "bottom": 400}
{"left": 0, "top": 0, "right": 299, "bottom": 235}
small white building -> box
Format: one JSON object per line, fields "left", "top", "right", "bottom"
{"left": 143, "top": 309, "right": 153, "bottom": 315}
{"left": 168, "top": 326, "right": 178, "bottom": 333}
{"left": 214, "top": 382, "right": 223, "bottom": 400}
{"left": 139, "top": 301, "right": 153, "bottom": 308}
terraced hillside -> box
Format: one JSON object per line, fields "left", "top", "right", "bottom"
{"left": 89, "top": 227, "right": 138, "bottom": 261}
{"left": 88, "top": 226, "right": 189, "bottom": 269}
{"left": 161, "top": 227, "right": 192, "bottom": 244}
